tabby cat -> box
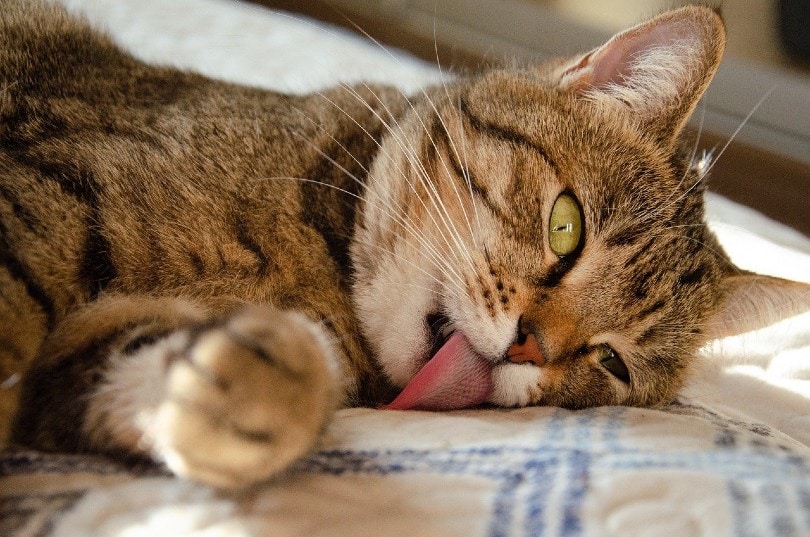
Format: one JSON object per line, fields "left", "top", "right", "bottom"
{"left": 2, "top": 1, "right": 808, "bottom": 489}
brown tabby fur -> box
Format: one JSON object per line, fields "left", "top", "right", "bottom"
{"left": 1, "top": 0, "right": 401, "bottom": 443}
{"left": 2, "top": 1, "right": 808, "bottom": 488}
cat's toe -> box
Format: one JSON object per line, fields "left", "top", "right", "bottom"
{"left": 151, "top": 307, "right": 340, "bottom": 489}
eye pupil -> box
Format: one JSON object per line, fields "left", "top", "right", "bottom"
{"left": 597, "top": 344, "right": 630, "bottom": 383}
{"left": 548, "top": 193, "right": 583, "bottom": 257}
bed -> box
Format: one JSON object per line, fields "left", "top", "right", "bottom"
{"left": 2, "top": 1, "right": 809, "bottom": 535}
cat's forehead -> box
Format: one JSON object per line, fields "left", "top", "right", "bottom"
{"left": 451, "top": 70, "right": 718, "bottom": 280}
{"left": 459, "top": 69, "right": 679, "bottom": 180}
{"left": 454, "top": 71, "right": 693, "bottom": 223}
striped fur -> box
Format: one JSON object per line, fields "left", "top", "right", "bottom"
{"left": 2, "top": 2, "right": 808, "bottom": 489}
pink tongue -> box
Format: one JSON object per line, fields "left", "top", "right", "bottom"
{"left": 383, "top": 332, "right": 493, "bottom": 411}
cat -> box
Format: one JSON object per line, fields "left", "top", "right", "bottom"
{"left": 1, "top": 0, "right": 808, "bottom": 489}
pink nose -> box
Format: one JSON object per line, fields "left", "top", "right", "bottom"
{"left": 506, "top": 331, "right": 545, "bottom": 367}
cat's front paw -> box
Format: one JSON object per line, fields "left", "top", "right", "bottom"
{"left": 151, "top": 307, "right": 340, "bottom": 489}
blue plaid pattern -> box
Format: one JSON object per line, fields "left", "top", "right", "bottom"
{"left": 2, "top": 403, "right": 809, "bottom": 536}
{"left": 292, "top": 404, "right": 810, "bottom": 536}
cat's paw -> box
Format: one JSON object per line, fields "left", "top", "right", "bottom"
{"left": 150, "top": 306, "right": 340, "bottom": 489}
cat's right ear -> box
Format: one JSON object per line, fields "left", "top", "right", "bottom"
{"left": 704, "top": 272, "right": 810, "bottom": 339}
{"left": 556, "top": 6, "right": 725, "bottom": 146}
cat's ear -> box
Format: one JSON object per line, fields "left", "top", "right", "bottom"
{"left": 703, "top": 273, "right": 810, "bottom": 339}
{"left": 557, "top": 6, "right": 725, "bottom": 145}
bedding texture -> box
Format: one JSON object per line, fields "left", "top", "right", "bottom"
{"left": 2, "top": 1, "right": 809, "bottom": 536}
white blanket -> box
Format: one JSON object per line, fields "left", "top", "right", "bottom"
{"left": 3, "top": 1, "right": 809, "bottom": 536}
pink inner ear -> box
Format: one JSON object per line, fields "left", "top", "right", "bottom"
{"left": 587, "top": 31, "right": 649, "bottom": 90}
{"left": 597, "top": 24, "right": 695, "bottom": 87}
{"left": 559, "top": 6, "right": 723, "bottom": 142}
{"left": 564, "top": 16, "right": 703, "bottom": 94}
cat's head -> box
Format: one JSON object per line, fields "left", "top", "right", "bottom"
{"left": 351, "top": 6, "right": 810, "bottom": 409}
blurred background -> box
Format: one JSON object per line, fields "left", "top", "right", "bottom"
{"left": 255, "top": 0, "right": 809, "bottom": 235}
{"left": 542, "top": 0, "right": 809, "bottom": 68}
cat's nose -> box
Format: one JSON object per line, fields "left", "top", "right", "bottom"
{"left": 506, "top": 328, "right": 545, "bottom": 367}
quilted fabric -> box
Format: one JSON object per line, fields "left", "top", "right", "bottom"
{"left": 2, "top": 1, "right": 809, "bottom": 535}
{"left": 3, "top": 402, "right": 810, "bottom": 537}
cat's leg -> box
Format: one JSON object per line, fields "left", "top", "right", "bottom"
{"left": 0, "top": 267, "right": 49, "bottom": 446}
{"left": 13, "top": 294, "right": 341, "bottom": 489}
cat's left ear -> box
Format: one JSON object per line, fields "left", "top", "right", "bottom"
{"left": 703, "top": 273, "right": 810, "bottom": 339}
{"left": 557, "top": 6, "right": 725, "bottom": 146}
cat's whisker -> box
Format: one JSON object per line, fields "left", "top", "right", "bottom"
{"left": 340, "top": 231, "right": 466, "bottom": 300}
{"left": 312, "top": 89, "right": 404, "bottom": 173}
{"left": 256, "top": 174, "right": 466, "bottom": 299}
{"left": 704, "top": 84, "right": 777, "bottom": 179}
{"left": 403, "top": 98, "right": 478, "bottom": 274}
{"left": 456, "top": 95, "right": 483, "bottom": 239}
{"left": 657, "top": 84, "right": 778, "bottom": 222}
{"left": 421, "top": 102, "right": 480, "bottom": 272}
{"left": 323, "top": 19, "right": 479, "bottom": 275}
{"left": 272, "top": 140, "right": 466, "bottom": 288}
{"left": 659, "top": 100, "right": 708, "bottom": 211}
{"left": 344, "top": 236, "right": 465, "bottom": 300}
{"left": 305, "top": 90, "right": 453, "bottom": 264}
{"left": 431, "top": 25, "right": 483, "bottom": 243}
{"left": 399, "top": 120, "right": 479, "bottom": 276}
{"left": 660, "top": 223, "right": 717, "bottom": 231}
{"left": 399, "top": 69, "right": 480, "bottom": 272}
{"left": 291, "top": 108, "right": 371, "bottom": 174}
{"left": 679, "top": 234, "right": 733, "bottom": 264}
{"left": 409, "top": 29, "right": 479, "bottom": 263}
{"left": 306, "top": 90, "right": 447, "bottom": 257}
{"left": 360, "top": 218, "right": 468, "bottom": 299}
{"left": 287, "top": 111, "right": 434, "bottom": 254}
{"left": 346, "top": 20, "right": 484, "bottom": 251}
{"left": 337, "top": 84, "right": 473, "bottom": 280}
{"left": 682, "top": 99, "right": 712, "bottom": 188}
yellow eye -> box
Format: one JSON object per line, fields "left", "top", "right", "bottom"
{"left": 596, "top": 344, "right": 630, "bottom": 383}
{"left": 548, "top": 193, "right": 583, "bottom": 257}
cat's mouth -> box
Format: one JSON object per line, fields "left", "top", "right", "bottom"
{"left": 427, "top": 313, "right": 455, "bottom": 358}
{"left": 382, "top": 314, "right": 494, "bottom": 411}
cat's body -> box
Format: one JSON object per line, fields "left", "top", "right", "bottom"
{"left": 2, "top": 1, "right": 808, "bottom": 489}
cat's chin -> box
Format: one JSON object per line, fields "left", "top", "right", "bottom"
{"left": 490, "top": 363, "right": 543, "bottom": 407}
